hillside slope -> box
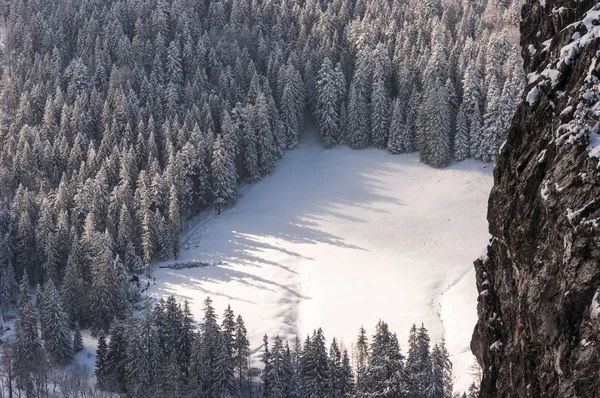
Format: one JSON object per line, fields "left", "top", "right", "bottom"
{"left": 149, "top": 129, "right": 493, "bottom": 392}
{"left": 472, "top": 1, "right": 600, "bottom": 396}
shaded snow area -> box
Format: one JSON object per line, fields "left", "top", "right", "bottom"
{"left": 148, "top": 129, "right": 493, "bottom": 393}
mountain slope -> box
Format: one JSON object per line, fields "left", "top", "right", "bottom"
{"left": 148, "top": 128, "right": 493, "bottom": 392}
{"left": 472, "top": 1, "right": 600, "bottom": 396}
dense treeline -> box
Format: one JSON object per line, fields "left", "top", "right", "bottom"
{"left": 5, "top": 290, "right": 480, "bottom": 397}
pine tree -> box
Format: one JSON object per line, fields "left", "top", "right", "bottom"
{"left": 212, "top": 331, "right": 240, "bottom": 398}
{"left": 427, "top": 344, "right": 444, "bottom": 398}
{"left": 455, "top": 104, "right": 470, "bottom": 161}
{"left": 340, "top": 349, "right": 355, "bottom": 397}
{"left": 303, "top": 328, "right": 329, "bottom": 396}
{"left": 439, "top": 338, "right": 453, "bottom": 398}
{"left": 212, "top": 132, "right": 238, "bottom": 211}
{"left": 96, "top": 331, "right": 108, "bottom": 389}
{"left": 105, "top": 321, "right": 129, "bottom": 392}
{"left": 316, "top": 58, "right": 344, "bottom": 148}
{"left": 364, "top": 321, "right": 405, "bottom": 397}
{"left": 62, "top": 238, "right": 85, "bottom": 324}
{"left": 267, "top": 335, "right": 289, "bottom": 398}
{"left": 41, "top": 280, "right": 73, "bottom": 366}
{"left": 0, "top": 262, "right": 18, "bottom": 319}
{"left": 371, "top": 63, "right": 391, "bottom": 150}
{"left": 234, "top": 315, "right": 250, "bottom": 391}
{"left": 280, "top": 64, "right": 306, "bottom": 149}
{"left": 415, "top": 323, "right": 433, "bottom": 395}
{"left": 262, "top": 334, "right": 272, "bottom": 397}
{"left": 326, "top": 338, "right": 343, "bottom": 398}
{"left": 168, "top": 185, "right": 181, "bottom": 259}
{"left": 346, "top": 57, "right": 370, "bottom": 149}
{"left": 14, "top": 274, "right": 43, "bottom": 396}
{"left": 387, "top": 98, "right": 409, "bottom": 154}
{"left": 418, "top": 78, "right": 452, "bottom": 168}
{"left": 73, "top": 323, "right": 84, "bottom": 352}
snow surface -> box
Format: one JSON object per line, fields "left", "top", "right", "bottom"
{"left": 586, "top": 132, "right": 600, "bottom": 158}
{"left": 148, "top": 128, "right": 493, "bottom": 393}
{"left": 527, "top": 87, "right": 540, "bottom": 105}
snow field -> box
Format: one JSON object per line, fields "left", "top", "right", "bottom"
{"left": 148, "top": 129, "right": 493, "bottom": 393}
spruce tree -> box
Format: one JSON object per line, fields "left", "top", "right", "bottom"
{"left": 96, "top": 331, "right": 108, "bottom": 389}
{"left": 14, "top": 274, "right": 43, "bottom": 396}
{"left": 212, "top": 133, "right": 238, "bottom": 210}
{"left": 234, "top": 315, "right": 250, "bottom": 391}
{"left": 168, "top": 185, "right": 181, "bottom": 259}
{"left": 73, "top": 323, "right": 84, "bottom": 352}
{"left": 41, "top": 280, "right": 73, "bottom": 366}
{"left": 316, "top": 58, "right": 343, "bottom": 148}
{"left": 371, "top": 63, "right": 391, "bottom": 150}
{"left": 455, "top": 104, "right": 471, "bottom": 161}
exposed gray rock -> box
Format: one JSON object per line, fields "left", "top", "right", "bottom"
{"left": 472, "top": 1, "right": 600, "bottom": 397}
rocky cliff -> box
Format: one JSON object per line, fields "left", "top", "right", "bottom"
{"left": 471, "top": 1, "right": 600, "bottom": 397}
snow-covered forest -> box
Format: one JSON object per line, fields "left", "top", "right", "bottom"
{"left": 0, "top": 0, "right": 522, "bottom": 396}
{"left": 9, "top": 288, "right": 474, "bottom": 398}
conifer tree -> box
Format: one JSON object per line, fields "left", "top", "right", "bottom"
{"left": 73, "top": 323, "right": 84, "bottom": 352}
{"left": 316, "top": 58, "right": 344, "bottom": 148}
{"left": 0, "top": 262, "right": 18, "bottom": 319}
{"left": 234, "top": 315, "right": 250, "bottom": 391}
{"left": 14, "top": 274, "right": 43, "bottom": 396}
{"left": 455, "top": 105, "right": 471, "bottom": 161}
{"left": 212, "top": 133, "right": 238, "bottom": 211}
{"left": 371, "top": 63, "right": 391, "bottom": 150}
{"left": 95, "top": 331, "right": 108, "bottom": 389}
{"left": 41, "top": 280, "right": 73, "bottom": 366}
{"left": 346, "top": 58, "right": 371, "bottom": 149}
{"left": 168, "top": 185, "right": 181, "bottom": 259}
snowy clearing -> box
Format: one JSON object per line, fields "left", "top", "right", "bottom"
{"left": 148, "top": 129, "right": 493, "bottom": 393}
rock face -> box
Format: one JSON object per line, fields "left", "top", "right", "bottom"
{"left": 471, "top": 1, "right": 600, "bottom": 397}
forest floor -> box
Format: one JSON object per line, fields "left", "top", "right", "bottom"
{"left": 147, "top": 128, "right": 493, "bottom": 393}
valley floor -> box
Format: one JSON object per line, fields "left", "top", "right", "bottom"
{"left": 148, "top": 129, "right": 493, "bottom": 392}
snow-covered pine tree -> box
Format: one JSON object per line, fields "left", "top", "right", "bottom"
{"left": 415, "top": 323, "right": 433, "bottom": 395}
{"left": 427, "top": 343, "right": 444, "bottom": 398}
{"left": 455, "top": 104, "right": 471, "bottom": 161}
{"left": 418, "top": 78, "right": 452, "bottom": 168}
{"left": 280, "top": 64, "right": 306, "bottom": 149}
{"left": 212, "top": 129, "right": 238, "bottom": 211}
{"left": 14, "top": 274, "right": 43, "bottom": 396}
{"left": 62, "top": 238, "right": 85, "bottom": 325}
{"left": 167, "top": 185, "right": 181, "bottom": 259}
{"left": 340, "top": 349, "right": 355, "bottom": 397}
{"left": 0, "top": 262, "right": 18, "bottom": 319}
{"left": 212, "top": 331, "right": 240, "bottom": 398}
{"left": 41, "top": 280, "right": 73, "bottom": 366}
{"left": 73, "top": 322, "right": 84, "bottom": 352}
{"left": 303, "top": 328, "right": 329, "bottom": 396}
{"left": 345, "top": 52, "right": 371, "bottom": 149}
{"left": 387, "top": 98, "right": 408, "bottom": 154}
{"left": 105, "top": 321, "right": 129, "bottom": 392}
{"left": 262, "top": 334, "right": 272, "bottom": 397}
{"left": 95, "top": 331, "right": 108, "bottom": 389}
{"left": 370, "top": 49, "right": 391, "bottom": 150}
{"left": 254, "top": 93, "right": 278, "bottom": 178}
{"left": 316, "top": 58, "right": 343, "bottom": 148}
{"left": 266, "top": 335, "right": 290, "bottom": 397}
{"left": 439, "top": 338, "right": 453, "bottom": 398}
{"left": 326, "top": 338, "right": 344, "bottom": 398}
{"left": 234, "top": 314, "right": 250, "bottom": 392}
{"left": 364, "top": 320, "right": 405, "bottom": 397}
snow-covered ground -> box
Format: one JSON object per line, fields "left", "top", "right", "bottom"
{"left": 148, "top": 129, "right": 493, "bottom": 393}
